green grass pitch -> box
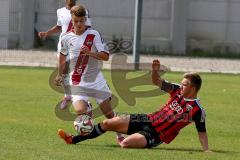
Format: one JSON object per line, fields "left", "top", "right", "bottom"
{"left": 0, "top": 66, "right": 239, "bottom": 160}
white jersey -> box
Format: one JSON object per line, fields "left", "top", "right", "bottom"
{"left": 57, "top": 7, "right": 92, "bottom": 52}
{"left": 60, "top": 28, "right": 109, "bottom": 88}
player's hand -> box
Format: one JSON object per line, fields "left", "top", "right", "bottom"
{"left": 54, "top": 74, "right": 63, "bottom": 86}
{"left": 152, "top": 59, "right": 160, "bottom": 71}
{"left": 81, "top": 45, "right": 91, "bottom": 55}
{"left": 38, "top": 32, "right": 48, "bottom": 39}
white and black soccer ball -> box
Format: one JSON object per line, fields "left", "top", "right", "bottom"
{"left": 73, "top": 114, "right": 94, "bottom": 136}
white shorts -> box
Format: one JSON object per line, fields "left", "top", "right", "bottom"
{"left": 70, "top": 82, "right": 112, "bottom": 104}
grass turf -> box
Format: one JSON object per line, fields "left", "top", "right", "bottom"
{"left": 0, "top": 66, "right": 239, "bottom": 160}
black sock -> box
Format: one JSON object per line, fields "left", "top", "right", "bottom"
{"left": 72, "top": 123, "right": 105, "bottom": 144}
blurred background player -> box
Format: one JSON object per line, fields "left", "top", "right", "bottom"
{"left": 58, "top": 60, "right": 211, "bottom": 152}
{"left": 54, "top": 5, "right": 124, "bottom": 144}
{"left": 38, "top": 0, "right": 92, "bottom": 109}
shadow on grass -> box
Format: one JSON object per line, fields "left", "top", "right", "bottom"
{"left": 75, "top": 143, "right": 119, "bottom": 151}
{"left": 153, "top": 147, "right": 238, "bottom": 154}
{"left": 76, "top": 143, "right": 238, "bottom": 154}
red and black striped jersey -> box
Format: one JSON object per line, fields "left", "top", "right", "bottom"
{"left": 147, "top": 81, "right": 206, "bottom": 144}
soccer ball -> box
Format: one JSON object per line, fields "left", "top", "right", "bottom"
{"left": 73, "top": 114, "right": 94, "bottom": 136}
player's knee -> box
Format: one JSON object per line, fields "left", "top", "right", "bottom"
{"left": 73, "top": 100, "right": 88, "bottom": 115}
{"left": 102, "top": 119, "right": 111, "bottom": 129}
{"left": 120, "top": 139, "right": 130, "bottom": 148}
{"left": 101, "top": 118, "right": 116, "bottom": 130}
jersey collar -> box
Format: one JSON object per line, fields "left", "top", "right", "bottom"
{"left": 183, "top": 97, "right": 199, "bottom": 101}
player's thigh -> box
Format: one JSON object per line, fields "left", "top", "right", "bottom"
{"left": 72, "top": 95, "right": 89, "bottom": 114}
{"left": 101, "top": 115, "right": 130, "bottom": 133}
{"left": 120, "top": 133, "right": 147, "bottom": 148}
{"left": 94, "top": 83, "right": 114, "bottom": 118}
{"left": 95, "top": 82, "right": 112, "bottom": 106}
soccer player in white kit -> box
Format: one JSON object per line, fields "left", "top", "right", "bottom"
{"left": 55, "top": 5, "right": 124, "bottom": 144}
{"left": 38, "top": 0, "right": 91, "bottom": 109}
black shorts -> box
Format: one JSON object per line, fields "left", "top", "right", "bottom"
{"left": 127, "top": 114, "right": 163, "bottom": 148}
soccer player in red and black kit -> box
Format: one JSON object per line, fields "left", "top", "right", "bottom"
{"left": 58, "top": 59, "right": 211, "bottom": 152}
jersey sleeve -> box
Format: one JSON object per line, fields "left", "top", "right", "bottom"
{"left": 193, "top": 108, "right": 206, "bottom": 132}
{"left": 161, "top": 80, "right": 181, "bottom": 96}
{"left": 59, "top": 35, "right": 68, "bottom": 56}
{"left": 57, "top": 10, "right": 62, "bottom": 26}
{"left": 85, "top": 8, "right": 90, "bottom": 18}
{"left": 93, "top": 31, "right": 109, "bottom": 54}
{"left": 85, "top": 8, "right": 92, "bottom": 27}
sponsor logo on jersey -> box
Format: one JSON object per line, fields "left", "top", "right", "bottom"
{"left": 169, "top": 100, "right": 183, "bottom": 114}
{"left": 86, "top": 40, "right": 93, "bottom": 46}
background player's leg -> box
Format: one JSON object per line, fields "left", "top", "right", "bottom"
{"left": 119, "top": 133, "right": 147, "bottom": 148}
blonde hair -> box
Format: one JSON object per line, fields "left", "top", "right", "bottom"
{"left": 71, "top": 5, "right": 86, "bottom": 17}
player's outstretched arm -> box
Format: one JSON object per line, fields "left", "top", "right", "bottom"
{"left": 152, "top": 60, "right": 164, "bottom": 88}
{"left": 198, "top": 132, "right": 212, "bottom": 152}
{"left": 38, "top": 25, "right": 62, "bottom": 39}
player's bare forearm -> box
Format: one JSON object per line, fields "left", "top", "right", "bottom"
{"left": 58, "top": 53, "right": 66, "bottom": 76}
{"left": 151, "top": 60, "right": 163, "bottom": 87}
{"left": 81, "top": 45, "right": 109, "bottom": 61}
{"left": 198, "top": 132, "right": 211, "bottom": 152}
{"left": 54, "top": 53, "right": 66, "bottom": 86}
{"left": 46, "top": 25, "right": 62, "bottom": 36}
{"left": 39, "top": 25, "right": 61, "bottom": 39}
{"left": 86, "top": 51, "right": 109, "bottom": 61}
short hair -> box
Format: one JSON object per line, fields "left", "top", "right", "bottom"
{"left": 183, "top": 72, "right": 202, "bottom": 92}
{"left": 71, "top": 5, "right": 86, "bottom": 17}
